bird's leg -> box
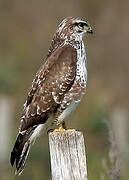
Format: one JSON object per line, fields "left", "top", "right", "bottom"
{"left": 62, "top": 121, "right": 67, "bottom": 129}
{"left": 59, "top": 121, "right": 67, "bottom": 131}
{"left": 53, "top": 122, "right": 66, "bottom": 132}
{"left": 53, "top": 121, "right": 75, "bottom": 132}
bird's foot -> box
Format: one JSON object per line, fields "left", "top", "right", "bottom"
{"left": 53, "top": 128, "right": 76, "bottom": 132}
{"left": 66, "top": 129, "right": 76, "bottom": 132}
{"left": 53, "top": 124, "right": 76, "bottom": 133}
{"left": 53, "top": 123, "right": 66, "bottom": 132}
{"left": 52, "top": 122, "right": 76, "bottom": 133}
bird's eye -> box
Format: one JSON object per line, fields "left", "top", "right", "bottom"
{"left": 78, "top": 23, "right": 84, "bottom": 28}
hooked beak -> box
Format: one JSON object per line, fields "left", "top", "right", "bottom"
{"left": 87, "top": 26, "right": 93, "bottom": 34}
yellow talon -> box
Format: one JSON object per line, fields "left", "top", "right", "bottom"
{"left": 53, "top": 123, "right": 66, "bottom": 132}
{"left": 66, "top": 129, "right": 76, "bottom": 132}
{"left": 53, "top": 123, "right": 76, "bottom": 132}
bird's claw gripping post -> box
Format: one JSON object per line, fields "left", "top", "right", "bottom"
{"left": 53, "top": 122, "right": 66, "bottom": 132}
{"left": 53, "top": 122, "right": 76, "bottom": 132}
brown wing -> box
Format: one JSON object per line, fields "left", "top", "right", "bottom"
{"left": 20, "top": 45, "right": 77, "bottom": 132}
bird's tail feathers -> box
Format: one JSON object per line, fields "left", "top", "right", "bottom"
{"left": 10, "top": 124, "right": 44, "bottom": 175}
{"left": 10, "top": 129, "right": 34, "bottom": 175}
{"left": 15, "top": 140, "right": 31, "bottom": 175}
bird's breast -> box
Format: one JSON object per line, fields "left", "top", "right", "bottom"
{"left": 76, "top": 42, "right": 87, "bottom": 87}
{"left": 60, "top": 42, "right": 87, "bottom": 110}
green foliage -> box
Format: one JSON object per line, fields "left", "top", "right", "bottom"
{"left": 88, "top": 105, "right": 108, "bottom": 135}
{"left": 0, "top": 63, "right": 18, "bottom": 94}
{"left": 88, "top": 152, "right": 104, "bottom": 180}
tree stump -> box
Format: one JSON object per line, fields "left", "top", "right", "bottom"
{"left": 49, "top": 130, "right": 88, "bottom": 180}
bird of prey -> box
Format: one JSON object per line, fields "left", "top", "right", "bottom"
{"left": 10, "top": 16, "right": 93, "bottom": 175}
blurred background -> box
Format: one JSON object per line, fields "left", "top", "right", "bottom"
{"left": 0, "top": 0, "right": 129, "bottom": 179}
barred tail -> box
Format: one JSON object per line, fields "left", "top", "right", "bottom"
{"left": 10, "top": 124, "right": 44, "bottom": 175}
{"left": 10, "top": 133, "right": 31, "bottom": 175}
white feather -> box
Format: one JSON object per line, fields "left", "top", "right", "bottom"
{"left": 29, "top": 124, "right": 44, "bottom": 144}
{"left": 58, "top": 101, "right": 79, "bottom": 124}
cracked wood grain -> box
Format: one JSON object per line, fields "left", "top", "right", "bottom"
{"left": 49, "top": 131, "right": 88, "bottom": 180}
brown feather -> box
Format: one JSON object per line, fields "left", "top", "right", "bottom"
{"left": 20, "top": 45, "right": 77, "bottom": 132}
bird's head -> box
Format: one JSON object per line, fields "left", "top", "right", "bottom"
{"left": 56, "top": 17, "right": 93, "bottom": 41}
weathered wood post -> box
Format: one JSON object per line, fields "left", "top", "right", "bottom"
{"left": 49, "top": 130, "right": 88, "bottom": 180}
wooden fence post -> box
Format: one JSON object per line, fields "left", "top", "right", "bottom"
{"left": 49, "top": 130, "right": 88, "bottom": 180}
